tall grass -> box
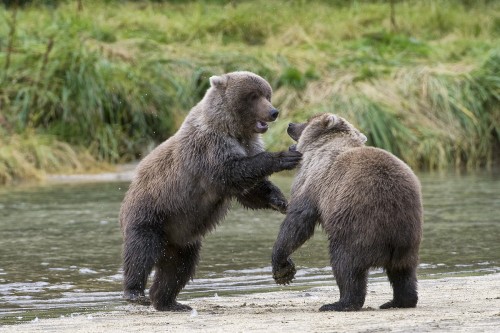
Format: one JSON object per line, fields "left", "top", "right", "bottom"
{"left": 0, "top": 132, "right": 95, "bottom": 184}
{"left": 0, "top": 0, "right": 499, "bottom": 184}
{"left": 270, "top": 50, "right": 500, "bottom": 170}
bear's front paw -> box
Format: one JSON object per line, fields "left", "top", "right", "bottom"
{"left": 274, "top": 150, "right": 302, "bottom": 171}
{"left": 269, "top": 196, "right": 288, "bottom": 214}
{"left": 272, "top": 258, "right": 296, "bottom": 285}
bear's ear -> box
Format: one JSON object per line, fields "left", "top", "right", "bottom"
{"left": 323, "top": 114, "right": 338, "bottom": 129}
{"left": 359, "top": 132, "right": 368, "bottom": 144}
{"left": 209, "top": 75, "right": 228, "bottom": 90}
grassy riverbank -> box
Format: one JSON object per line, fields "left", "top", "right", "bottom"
{"left": 1, "top": 0, "right": 499, "bottom": 184}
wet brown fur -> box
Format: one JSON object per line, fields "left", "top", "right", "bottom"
{"left": 272, "top": 113, "right": 423, "bottom": 312}
{"left": 120, "top": 71, "right": 301, "bottom": 311}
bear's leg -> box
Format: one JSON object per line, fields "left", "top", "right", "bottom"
{"left": 122, "top": 231, "right": 163, "bottom": 305}
{"left": 380, "top": 266, "right": 418, "bottom": 309}
{"left": 150, "top": 241, "right": 201, "bottom": 312}
{"left": 272, "top": 199, "right": 319, "bottom": 284}
{"left": 320, "top": 267, "right": 368, "bottom": 312}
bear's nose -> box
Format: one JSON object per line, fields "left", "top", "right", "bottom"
{"left": 270, "top": 109, "right": 279, "bottom": 120}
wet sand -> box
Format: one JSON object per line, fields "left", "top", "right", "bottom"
{"left": 3, "top": 273, "right": 499, "bottom": 333}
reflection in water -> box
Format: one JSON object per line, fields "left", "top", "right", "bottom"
{"left": 0, "top": 172, "right": 499, "bottom": 324}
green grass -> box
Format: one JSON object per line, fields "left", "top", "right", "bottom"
{"left": 0, "top": 132, "right": 96, "bottom": 184}
{"left": 0, "top": 0, "right": 499, "bottom": 184}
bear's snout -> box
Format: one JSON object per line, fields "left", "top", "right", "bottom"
{"left": 287, "top": 124, "right": 294, "bottom": 137}
{"left": 270, "top": 109, "right": 279, "bottom": 121}
{"left": 287, "top": 122, "right": 307, "bottom": 142}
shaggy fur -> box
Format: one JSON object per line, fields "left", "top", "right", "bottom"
{"left": 120, "top": 71, "right": 301, "bottom": 311}
{"left": 272, "top": 113, "right": 423, "bottom": 312}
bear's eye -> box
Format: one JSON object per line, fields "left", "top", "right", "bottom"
{"left": 248, "top": 92, "right": 259, "bottom": 100}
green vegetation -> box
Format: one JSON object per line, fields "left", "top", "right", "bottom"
{"left": 0, "top": 0, "right": 499, "bottom": 184}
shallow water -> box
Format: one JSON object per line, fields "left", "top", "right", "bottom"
{"left": 0, "top": 172, "right": 499, "bottom": 324}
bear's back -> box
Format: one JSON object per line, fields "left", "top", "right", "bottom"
{"left": 334, "top": 146, "right": 419, "bottom": 194}
{"left": 318, "top": 146, "right": 422, "bottom": 251}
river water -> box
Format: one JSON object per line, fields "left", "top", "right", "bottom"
{"left": 0, "top": 172, "right": 499, "bottom": 324}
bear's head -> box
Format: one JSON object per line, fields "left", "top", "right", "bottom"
{"left": 208, "top": 71, "right": 279, "bottom": 135}
{"left": 288, "top": 113, "right": 367, "bottom": 152}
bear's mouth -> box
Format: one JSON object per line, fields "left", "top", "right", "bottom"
{"left": 255, "top": 120, "right": 269, "bottom": 133}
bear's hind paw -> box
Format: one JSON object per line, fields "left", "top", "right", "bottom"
{"left": 319, "top": 302, "right": 361, "bottom": 312}
{"left": 155, "top": 301, "right": 192, "bottom": 312}
{"left": 380, "top": 299, "right": 417, "bottom": 309}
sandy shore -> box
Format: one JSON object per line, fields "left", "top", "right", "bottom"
{"left": 2, "top": 273, "right": 499, "bottom": 333}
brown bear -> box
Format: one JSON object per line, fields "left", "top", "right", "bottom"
{"left": 120, "top": 71, "right": 302, "bottom": 311}
{"left": 271, "top": 113, "right": 423, "bottom": 311}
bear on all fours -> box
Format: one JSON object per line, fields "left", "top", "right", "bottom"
{"left": 120, "top": 71, "right": 302, "bottom": 311}
{"left": 272, "top": 113, "right": 423, "bottom": 312}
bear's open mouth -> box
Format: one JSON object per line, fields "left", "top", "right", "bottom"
{"left": 256, "top": 120, "right": 269, "bottom": 133}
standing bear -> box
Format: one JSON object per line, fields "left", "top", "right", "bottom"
{"left": 120, "top": 71, "right": 302, "bottom": 311}
{"left": 272, "top": 113, "right": 423, "bottom": 311}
